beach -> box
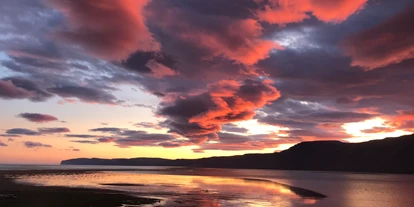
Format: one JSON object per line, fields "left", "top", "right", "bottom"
{"left": 0, "top": 170, "right": 161, "bottom": 207}
{"left": 0, "top": 168, "right": 327, "bottom": 207}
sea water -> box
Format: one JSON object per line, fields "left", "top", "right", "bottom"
{"left": 3, "top": 165, "right": 414, "bottom": 207}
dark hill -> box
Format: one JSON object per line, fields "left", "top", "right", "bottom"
{"left": 61, "top": 134, "right": 414, "bottom": 174}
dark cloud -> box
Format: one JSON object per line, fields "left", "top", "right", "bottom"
{"left": 114, "top": 132, "right": 176, "bottom": 148}
{"left": 134, "top": 103, "right": 155, "bottom": 109}
{"left": 38, "top": 127, "right": 71, "bottom": 134}
{"left": 64, "top": 134, "right": 100, "bottom": 138}
{"left": 221, "top": 123, "right": 249, "bottom": 133}
{"left": 0, "top": 79, "right": 34, "bottom": 100}
{"left": 263, "top": 103, "right": 375, "bottom": 126}
{"left": 3, "top": 56, "right": 62, "bottom": 73}
{"left": 259, "top": 115, "right": 317, "bottom": 129}
{"left": 261, "top": 49, "right": 414, "bottom": 114}
{"left": 70, "top": 128, "right": 178, "bottom": 147}
{"left": 0, "top": 141, "right": 7, "bottom": 147}
{"left": 0, "top": 134, "right": 21, "bottom": 138}
{"left": 7, "top": 42, "right": 63, "bottom": 62}
{"left": 0, "top": 77, "right": 53, "bottom": 102}
{"left": 24, "top": 141, "right": 52, "bottom": 148}
{"left": 66, "top": 127, "right": 180, "bottom": 147}
{"left": 257, "top": 97, "right": 373, "bottom": 141}
{"left": 47, "top": 85, "right": 120, "bottom": 104}
{"left": 121, "top": 51, "right": 177, "bottom": 78}
{"left": 342, "top": 5, "right": 414, "bottom": 70}
{"left": 97, "top": 137, "right": 117, "bottom": 143}
{"left": 89, "top": 127, "right": 123, "bottom": 133}
{"left": 192, "top": 132, "right": 300, "bottom": 151}
{"left": 336, "top": 96, "right": 359, "bottom": 104}
{"left": 159, "top": 0, "right": 257, "bottom": 19}
{"left": 134, "top": 122, "right": 163, "bottom": 130}
{"left": 295, "top": 111, "right": 375, "bottom": 123}
{"left": 148, "top": 2, "right": 282, "bottom": 66}
{"left": 6, "top": 128, "right": 41, "bottom": 136}
{"left": 80, "top": 127, "right": 180, "bottom": 147}
{"left": 70, "top": 140, "right": 100, "bottom": 145}
{"left": 18, "top": 113, "right": 58, "bottom": 123}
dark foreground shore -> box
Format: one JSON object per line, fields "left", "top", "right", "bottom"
{"left": 0, "top": 170, "right": 161, "bottom": 207}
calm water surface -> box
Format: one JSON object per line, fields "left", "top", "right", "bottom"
{"left": 3, "top": 165, "right": 414, "bottom": 207}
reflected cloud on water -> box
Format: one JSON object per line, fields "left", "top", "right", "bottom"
{"left": 14, "top": 171, "right": 325, "bottom": 207}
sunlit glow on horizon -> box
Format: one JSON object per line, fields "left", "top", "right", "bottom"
{"left": 274, "top": 143, "right": 296, "bottom": 152}
{"left": 236, "top": 119, "right": 286, "bottom": 135}
{"left": 343, "top": 117, "right": 412, "bottom": 143}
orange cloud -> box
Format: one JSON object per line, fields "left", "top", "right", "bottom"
{"left": 159, "top": 79, "right": 281, "bottom": 143}
{"left": 384, "top": 111, "right": 414, "bottom": 132}
{"left": 394, "top": 110, "right": 414, "bottom": 122}
{"left": 342, "top": 6, "right": 414, "bottom": 70}
{"left": 189, "top": 80, "right": 281, "bottom": 126}
{"left": 256, "top": 0, "right": 367, "bottom": 25}
{"left": 47, "top": 0, "right": 160, "bottom": 60}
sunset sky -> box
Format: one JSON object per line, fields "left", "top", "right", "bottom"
{"left": 0, "top": 0, "right": 413, "bottom": 164}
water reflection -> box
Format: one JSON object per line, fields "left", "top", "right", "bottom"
{"left": 15, "top": 171, "right": 324, "bottom": 207}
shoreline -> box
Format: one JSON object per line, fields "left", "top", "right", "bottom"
{"left": 2, "top": 164, "right": 413, "bottom": 176}
{"left": 0, "top": 170, "right": 161, "bottom": 207}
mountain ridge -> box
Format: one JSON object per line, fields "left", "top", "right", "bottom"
{"left": 61, "top": 134, "right": 414, "bottom": 174}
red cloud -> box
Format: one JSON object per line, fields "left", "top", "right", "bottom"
{"left": 342, "top": 6, "right": 414, "bottom": 70}
{"left": 256, "top": 0, "right": 367, "bottom": 25}
{"left": 159, "top": 79, "right": 280, "bottom": 143}
{"left": 151, "top": 9, "right": 282, "bottom": 65}
{"left": 47, "top": 0, "right": 160, "bottom": 60}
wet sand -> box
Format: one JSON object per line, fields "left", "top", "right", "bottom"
{"left": 0, "top": 170, "right": 161, "bottom": 207}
